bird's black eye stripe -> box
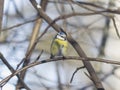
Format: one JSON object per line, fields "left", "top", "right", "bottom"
{"left": 61, "top": 36, "right": 64, "bottom": 38}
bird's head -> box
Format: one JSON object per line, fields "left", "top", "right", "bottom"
{"left": 56, "top": 32, "right": 67, "bottom": 40}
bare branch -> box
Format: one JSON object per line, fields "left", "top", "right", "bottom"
{"left": 0, "top": 0, "right": 4, "bottom": 33}
{"left": 70, "top": 66, "right": 85, "bottom": 83}
{"left": 1, "top": 56, "right": 120, "bottom": 87}
{"left": 16, "top": 0, "right": 48, "bottom": 89}
{"left": 2, "top": 18, "right": 39, "bottom": 32}
{"left": 0, "top": 52, "right": 30, "bottom": 90}
{"left": 112, "top": 17, "right": 120, "bottom": 39}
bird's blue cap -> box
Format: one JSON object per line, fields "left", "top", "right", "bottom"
{"left": 57, "top": 32, "right": 66, "bottom": 37}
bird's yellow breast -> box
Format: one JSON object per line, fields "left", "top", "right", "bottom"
{"left": 54, "top": 39, "right": 68, "bottom": 47}
{"left": 51, "top": 38, "right": 68, "bottom": 57}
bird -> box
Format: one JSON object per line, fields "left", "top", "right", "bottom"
{"left": 50, "top": 31, "right": 68, "bottom": 58}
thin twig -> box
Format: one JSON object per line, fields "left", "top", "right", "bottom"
{"left": 35, "top": 50, "right": 44, "bottom": 62}
{"left": 84, "top": 72, "right": 92, "bottom": 81}
{"left": 70, "top": 66, "right": 85, "bottom": 83}
{"left": 112, "top": 17, "right": 120, "bottom": 39}
{"left": 0, "top": 0, "right": 4, "bottom": 33}
{"left": 1, "top": 18, "right": 39, "bottom": 32}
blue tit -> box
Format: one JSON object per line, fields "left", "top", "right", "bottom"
{"left": 50, "top": 32, "right": 68, "bottom": 58}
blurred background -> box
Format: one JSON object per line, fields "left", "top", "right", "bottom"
{"left": 0, "top": 0, "right": 120, "bottom": 90}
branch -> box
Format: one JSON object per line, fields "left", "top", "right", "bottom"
{"left": 1, "top": 18, "right": 39, "bottom": 32}
{"left": 1, "top": 56, "right": 120, "bottom": 87}
{"left": 71, "top": 0, "right": 120, "bottom": 14}
{"left": 0, "top": 0, "right": 4, "bottom": 33}
{"left": 16, "top": 0, "right": 49, "bottom": 89}
{"left": 70, "top": 66, "right": 85, "bottom": 83}
{"left": 0, "top": 52, "right": 30, "bottom": 90}
{"left": 112, "top": 17, "right": 120, "bottom": 39}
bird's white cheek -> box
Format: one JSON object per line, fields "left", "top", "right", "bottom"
{"left": 57, "top": 35, "right": 64, "bottom": 40}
